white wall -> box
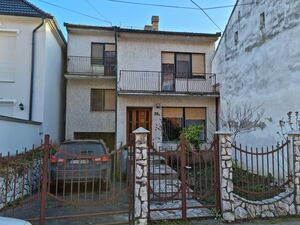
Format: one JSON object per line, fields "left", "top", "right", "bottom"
{"left": 41, "top": 22, "right": 65, "bottom": 142}
{"left": 0, "top": 16, "right": 43, "bottom": 120}
{"left": 0, "top": 117, "right": 42, "bottom": 155}
{"left": 117, "top": 95, "right": 217, "bottom": 147}
{"left": 65, "top": 79, "right": 116, "bottom": 140}
{"left": 213, "top": 0, "right": 300, "bottom": 146}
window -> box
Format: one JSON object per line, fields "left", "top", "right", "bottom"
{"left": 0, "top": 32, "right": 16, "bottom": 81}
{"left": 192, "top": 54, "right": 205, "bottom": 77}
{"left": 162, "top": 53, "right": 175, "bottom": 91}
{"left": 234, "top": 31, "right": 239, "bottom": 45}
{"left": 162, "top": 108, "right": 183, "bottom": 142}
{"left": 161, "top": 52, "right": 205, "bottom": 80}
{"left": 176, "top": 54, "right": 191, "bottom": 78}
{"left": 260, "top": 12, "right": 265, "bottom": 29}
{"left": 162, "top": 107, "right": 206, "bottom": 142}
{"left": 90, "top": 89, "right": 116, "bottom": 111}
{"left": 91, "top": 43, "right": 104, "bottom": 65}
{"left": 104, "top": 44, "right": 116, "bottom": 76}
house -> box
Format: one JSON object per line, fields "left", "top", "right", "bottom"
{"left": 0, "top": 0, "right": 66, "bottom": 154}
{"left": 64, "top": 16, "right": 221, "bottom": 150}
{"left": 212, "top": 0, "right": 300, "bottom": 146}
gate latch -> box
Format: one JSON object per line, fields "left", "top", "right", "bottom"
{"left": 184, "top": 166, "right": 192, "bottom": 170}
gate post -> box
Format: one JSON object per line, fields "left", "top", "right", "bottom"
{"left": 133, "top": 127, "right": 150, "bottom": 225}
{"left": 288, "top": 131, "right": 300, "bottom": 215}
{"left": 215, "top": 131, "right": 235, "bottom": 222}
{"left": 40, "top": 134, "right": 49, "bottom": 225}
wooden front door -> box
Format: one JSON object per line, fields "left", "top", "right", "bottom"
{"left": 127, "top": 108, "right": 152, "bottom": 145}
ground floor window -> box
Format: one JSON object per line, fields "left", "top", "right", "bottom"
{"left": 162, "top": 107, "right": 206, "bottom": 142}
{"left": 74, "top": 132, "right": 115, "bottom": 151}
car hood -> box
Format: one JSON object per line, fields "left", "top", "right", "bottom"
{"left": 0, "top": 217, "right": 32, "bottom": 225}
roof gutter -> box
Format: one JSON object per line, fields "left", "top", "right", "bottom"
{"left": 29, "top": 19, "right": 45, "bottom": 121}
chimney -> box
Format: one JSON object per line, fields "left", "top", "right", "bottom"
{"left": 151, "top": 16, "right": 159, "bottom": 31}
{"left": 144, "top": 25, "right": 153, "bottom": 31}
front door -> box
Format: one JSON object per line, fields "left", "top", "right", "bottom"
{"left": 127, "top": 107, "right": 152, "bottom": 145}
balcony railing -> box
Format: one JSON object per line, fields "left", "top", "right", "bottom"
{"left": 67, "top": 56, "right": 116, "bottom": 76}
{"left": 118, "top": 70, "right": 218, "bottom": 94}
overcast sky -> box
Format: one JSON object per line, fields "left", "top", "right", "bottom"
{"left": 30, "top": 0, "right": 236, "bottom": 37}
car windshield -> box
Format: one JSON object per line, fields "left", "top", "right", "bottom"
{"left": 60, "top": 142, "right": 106, "bottom": 156}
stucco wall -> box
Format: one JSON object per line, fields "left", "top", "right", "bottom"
{"left": 0, "top": 16, "right": 44, "bottom": 120}
{"left": 65, "top": 79, "right": 116, "bottom": 140}
{"left": 213, "top": 0, "right": 300, "bottom": 146}
{"left": 117, "top": 34, "right": 215, "bottom": 73}
{"left": 117, "top": 95, "right": 217, "bottom": 147}
{"left": 0, "top": 117, "right": 42, "bottom": 155}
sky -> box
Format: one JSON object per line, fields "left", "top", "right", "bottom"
{"left": 30, "top": 0, "right": 237, "bottom": 38}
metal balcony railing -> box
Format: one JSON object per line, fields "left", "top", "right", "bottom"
{"left": 117, "top": 70, "right": 218, "bottom": 94}
{"left": 67, "top": 56, "right": 117, "bottom": 76}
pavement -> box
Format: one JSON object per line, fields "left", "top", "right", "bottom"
{"left": 150, "top": 217, "right": 300, "bottom": 225}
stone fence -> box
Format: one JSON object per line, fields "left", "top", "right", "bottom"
{"left": 218, "top": 131, "right": 300, "bottom": 222}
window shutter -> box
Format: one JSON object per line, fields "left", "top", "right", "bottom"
{"left": 185, "top": 108, "right": 206, "bottom": 120}
{"left": 0, "top": 32, "right": 16, "bottom": 81}
{"left": 105, "top": 44, "right": 115, "bottom": 52}
{"left": 163, "top": 108, "right": 183, "bottom": 118}
{"left": 104, "top": 90, "right": 116, "bottom": 110}
{"left": 192, "top": 54, "right": 205, "bottom": 75}
{"left": 162, "top": 53, "right": 174, "bottom": 64}
{"left": 90, "top": 89, "right": 104, "bottom": 111}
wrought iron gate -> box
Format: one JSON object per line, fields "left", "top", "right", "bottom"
{"left": 147, "top": 134, "right": 220, "bottom": 220}
{"left": 0, "top": 135, "right": 135, "bottom": 225}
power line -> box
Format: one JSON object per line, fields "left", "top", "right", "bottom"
{"left": 85, "top": 0, "right": 112, "bottom": 25}
{"left": 190, "top": 0, "right": 223, "bottom": 32}
{"left": 37, "top": 0, "right": 112, "bottom": 25}
{"left": 106, "top": 0, "right": 253, "bottom": 11}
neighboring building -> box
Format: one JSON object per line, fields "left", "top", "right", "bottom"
{"left": 0, "top": 0, "right": 66, "bottom": 154}
{"left": 65, "top": 16, "right": 220, "bottom": 150}
{"left": 213, "top": 0, "right": 300, "bottom": 145}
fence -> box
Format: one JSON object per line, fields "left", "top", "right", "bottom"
{"left": 0, "top": 135, "right": 135, "bottom": 225}
{"left": 232, "top": 140, "right": 291, "bottom": 200}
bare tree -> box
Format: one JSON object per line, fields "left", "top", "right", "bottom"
{"left": 277, "top": 111, "right": 300, "bottom": 140}
{"left": 220, "top": 101, "right": 267, "bottom": 141}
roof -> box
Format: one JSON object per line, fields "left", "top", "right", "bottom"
{"left": 64, "top": 23, "right": 221, "bottom": 39}
{"left": 0, "top": 0, "right": 52, "bottom": 18}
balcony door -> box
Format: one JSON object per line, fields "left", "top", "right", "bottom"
{"left": 162, "top": 53, "right": 175, "bottom": 91}
{"left": 127, "top": 108, "right": 152, "bottom": 145}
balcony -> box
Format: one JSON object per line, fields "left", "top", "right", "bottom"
{"left": 66, "top": 56, "right": 116, "bottom": 77}
{"left": 117, "top": 70, "right": 219, "bottom": 95}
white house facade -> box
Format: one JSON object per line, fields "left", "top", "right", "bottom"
{"left": 65, "top": 17, "right": 221, "bottom": 150}
{"left": 0, "top": 0, "right": 66, "bottom": 154}
{"left": 213, "top": 0, "right": 300, "bottom": 146}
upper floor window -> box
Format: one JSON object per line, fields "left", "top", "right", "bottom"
{"left": 91, "top": 43, "right": 116, "bottom": 76}
{"left": 260, "top": 12, "right": 265, "bottom": 29}
{"left": 161, "top": 52, "right": 205, "bottom": 79}
{"left": 90, "top": 89, "right": 116, "bottom": 111}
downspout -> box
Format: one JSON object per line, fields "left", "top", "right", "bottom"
{"left": 216, "top": 97, "right": 219, "bottom": 131}
{"left": 29, "top": 19, "right": 45, "bottom": 120}
{"left": 114, "top": 27, "right": 119, "bottom": 148}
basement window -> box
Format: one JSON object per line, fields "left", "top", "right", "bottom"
{"left": 260, "top": 12, "right": 265, "bottom": 29}
{"left": 234, "top": 31, "right": 239, "bottom": 45}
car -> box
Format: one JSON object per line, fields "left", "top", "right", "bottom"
{"left": 50, "top": 140, "right": 110, "bottom": 184}
{"left": 0, "top": 217, "right": 32, "bottom": 225}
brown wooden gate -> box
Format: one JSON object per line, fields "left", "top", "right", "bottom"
{"left": 147, "top": 134, "right": 220, "bottom": 220}
{"left": 0, "top": 135, "right": 135, "bottom": 225}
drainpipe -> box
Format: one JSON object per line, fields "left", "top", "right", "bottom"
{"left": 216, "top": 97, "right": 219, "bottom": 131}
{"left": 29, "top": 19, "right": 45, "bottom": 121}
{"left": 113, "top": 26, "right": 119, "bottom": 148}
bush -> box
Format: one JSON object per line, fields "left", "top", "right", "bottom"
{"left": 183, "top": 124, "right": 204, "bottom": 149}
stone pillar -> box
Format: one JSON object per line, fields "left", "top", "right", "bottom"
{"left": 288, "top": 131, "right": 300, "bottom": 215}
{"left": 133, "top": 127, "right": 150, "bottom": 225}
{"left": 216, "top": 131, "right": 235, "bottom": 222}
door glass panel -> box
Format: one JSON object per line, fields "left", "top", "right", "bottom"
{"left": 162, "top": 64, "right": 175, "bottom": 91}
{"left": 176, "top": 53, "right": 191, "bottom": 78}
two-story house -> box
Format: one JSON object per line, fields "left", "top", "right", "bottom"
{"left": 65, "top": 17, "right": 220, "bottom": 150}
{"left": 0, "top": 0, "right": 66, "bottom": 154}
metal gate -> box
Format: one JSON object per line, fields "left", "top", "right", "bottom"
{"left": 147, "top": 134, "right": 220, "bottom": 220}
{"left": 0, "top": 135, "right": 135, "bottom": 225}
